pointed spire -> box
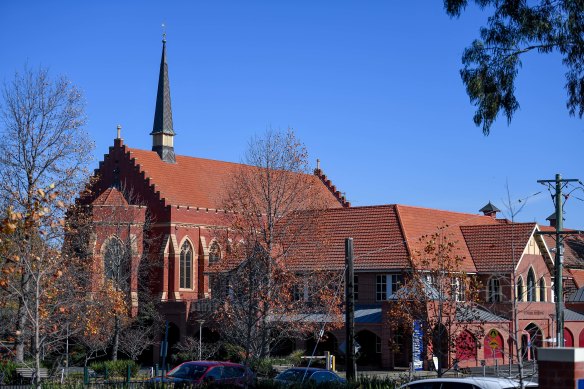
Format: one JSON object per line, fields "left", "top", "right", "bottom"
{"left": 151, "top": 31, "right": 176, "bottom": 163}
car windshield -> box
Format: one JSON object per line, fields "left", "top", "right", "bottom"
{"left": 167, "top": 364, "right": 208, "bottom": 380}
{"left": 276, "top": 369, "right": 314, "bottom": 382}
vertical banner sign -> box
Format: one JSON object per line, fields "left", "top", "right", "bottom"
{"left": 412, "top": 320, "right": 424, "bottom": 371}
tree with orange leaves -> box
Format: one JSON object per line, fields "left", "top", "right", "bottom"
{"left": 0, "top": 66, "right": 92, "bottom": 386}
{"left": 387, "top": 227, "right": 485, "bottom": 376}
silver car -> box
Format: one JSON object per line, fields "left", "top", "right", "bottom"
{"left": 399, "top": 377, "right": 538, "bottom": 389}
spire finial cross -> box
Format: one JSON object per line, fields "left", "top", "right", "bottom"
{"left": 162, "top": 23, "right": 166, "bottom": 43}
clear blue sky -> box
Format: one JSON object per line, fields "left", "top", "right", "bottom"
{"left": 2, "top": 1, "right": 584, "bottom": 228}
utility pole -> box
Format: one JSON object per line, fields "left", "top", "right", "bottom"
{"left": 345, "top": 238, "right": 356, "bottom": 380}
{"left": 537, "top": 174, "right": 579, "bottom": 347}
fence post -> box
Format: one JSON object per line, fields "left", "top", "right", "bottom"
{"left": 83, "top": 366, "right": 89, "bottom": 385}
{"left": 127, "top": 364, "right": 131, "bottom": 383}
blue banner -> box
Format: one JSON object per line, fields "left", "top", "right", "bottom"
{"left": 412, "top": 320, "right": 423, "bottom": 371}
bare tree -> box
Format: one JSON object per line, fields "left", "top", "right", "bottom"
{"left": 212, "top": 128, "right": 342, "bottom": 361}
{"left": 0, "top": 66, "right": 93, "bottom": 365}
{"left": 388, "top": 228, "right": 485, "bottom": 377}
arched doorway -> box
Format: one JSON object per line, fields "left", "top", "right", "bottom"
{"left": 579, "top": 329, "right": 584, "bottom": 347}
{"left": 456, "top": 331, "right": 477, "bottom": 364}
{"left": 564, "top": 328, "right": 574, "bottom": 347}
{"left": 484, "top": 329, "right": 504, "bottom": 362}
{"left": 524, "top": 323, "right": 543, "bottom": 360}
{"left": 355, "top": 330, "right": 382, "bottom": 367}
{"left": 432, "top": 324, "right": 449, "bottom": 371}
{"left": 305, "top": 331, "right": 338, "bottom": 358}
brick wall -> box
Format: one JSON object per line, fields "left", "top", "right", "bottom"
{"left": 538, "top": 348, "right": 584, "bottom": 389}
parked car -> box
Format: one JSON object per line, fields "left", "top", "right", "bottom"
{"left": 149, "top": 361, "right": 254, "bottom": 387}
{"left": 399, "top": 377, "right": 538, "bottom": 389}
{"left": 274, "top": 367, "right": 346, "bottom": 387}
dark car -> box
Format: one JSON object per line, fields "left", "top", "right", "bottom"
{"left": 274, "top": 367, "right": 346, "bottom": 387}
{"left": 150, "top": 361, "right": 254, "bottom": 387}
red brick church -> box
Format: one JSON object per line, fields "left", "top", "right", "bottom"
{"left": 82, "top": 38, "right": 584, "bottom": 370}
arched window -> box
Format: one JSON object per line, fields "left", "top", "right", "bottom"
{"left": 209, "top": 241, "right": 221, "bottom": 264}
{"left": 104, "top": 238, "right": 125, "bottom": 283}
{"left": 527, "top": 269, "right": 536, "bottom": 302}
{"left": 539, "top": 278, "right": 546, "bottom": 302}
{"left": 517, "top": 277, "right": 524, "bottom": 301}
{"left": 180, "top": 241, "right": 193, "bottom": 289}
{"left": 488, "top": 278, "right": 501, "bottom": 302}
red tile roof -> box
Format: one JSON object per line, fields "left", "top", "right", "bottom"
{"left": 210, "top": 204, "right": 542, "bottom": 275}
{"left": 126, "top": 148, "right": 343, "bottom": 210}
{"left": 539, "top": 226, "right": 584, "bottom": 268}
{"left": 461, "top": 223, "right": 537, "bottom": 272}
{"left": 281, "top": 205, "right": 410, "bottom": 272}
{"left": 92, "top": 187, "right": 129, "bottom": 206}
{"left": 567, "top": 268, "right": 584, "bottom": 289}
{"left": 395, "top": 205, "right": 501, "bottom": 273}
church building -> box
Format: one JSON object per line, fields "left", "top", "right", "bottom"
{"left": 81, "top": 38, "right": 584, "bottom": 370}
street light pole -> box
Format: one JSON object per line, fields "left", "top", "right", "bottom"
{"left": 197, "top": 320, "right": 205, "bottom": 360}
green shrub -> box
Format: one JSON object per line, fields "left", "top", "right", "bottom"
{"left": 89, "top": 359, "right": 139, "bottom": 378}
{"left": 216, "top": 343, "right": 245, "bottom": 363}
{"left": 250, "top": 358, "right": 277, "bottom": 378}
{"left": 287, "top": 350, "right": 305, "bottom": 366}
{"left": 0, "top": 360, "right": 17, "bottom": 384}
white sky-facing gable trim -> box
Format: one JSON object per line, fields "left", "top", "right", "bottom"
{"left": 514, "top": 225, "right": 553, "bottom": 272}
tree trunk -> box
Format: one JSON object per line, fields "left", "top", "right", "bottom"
{"left": 34, "top": 280, "right": 42, "bottom": 389}
{"left": 15, "top": 272, "right": 31, "bottom": 363}
{"left": 111, "top": 315, "right": 120, "bottom": 361}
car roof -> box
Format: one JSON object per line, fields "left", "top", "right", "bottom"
{"left": 287, "top": 367, "right": 329, "bottom": 373}
{"left": 181, "top": 361, "right": 244, "bottom": 367}
{"left": 400, "top": 377, "right": 537, "bottom": 388}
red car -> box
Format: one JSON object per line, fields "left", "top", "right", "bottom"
{"left": 152, "top": 361, "right": 254, "bottom": 387}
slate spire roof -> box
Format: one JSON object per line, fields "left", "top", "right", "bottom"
{"left": 151, "top": 37, "right": 174, "bottom": 137}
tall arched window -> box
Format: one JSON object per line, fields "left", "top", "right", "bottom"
{"left": 209, "top": 241, "right": 221, "bottom": 264}
{"left": 104, "top": 238, "right": 125, "bottom": 284}
{"left": 180, "top": 241, "right": 193, "bottom": 289}
{"left": 539, "top": 278, "right": 546, "bottom": 302}
{"left": 527, "top": 269, "right": 536, "bottom": 302}
{"left": 488, "top": 278, "right": 501, "bottom": 302}
{"left": 517, "top": 277, "right": 524, "bottom": 302}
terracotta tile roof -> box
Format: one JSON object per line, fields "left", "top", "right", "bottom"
{"left": 567, "top": 269, "right": 584, "bottom": 289}
{"left": 126, "top": 148, "right": 343, "bottom": 210}
{"left": 460, "top": 223, "right": 537, "bottom": 273}
{"left": 92, "top": 187, "right": 129, "bottom": 206}
{"left": 395, "top": 205, "right": 500, "bottom": 273}
{"left": 539, "top": 226, "right": 584, "bottom": 269}
{"left": 281, "top": 205, "right": 410, "bottom": 272}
